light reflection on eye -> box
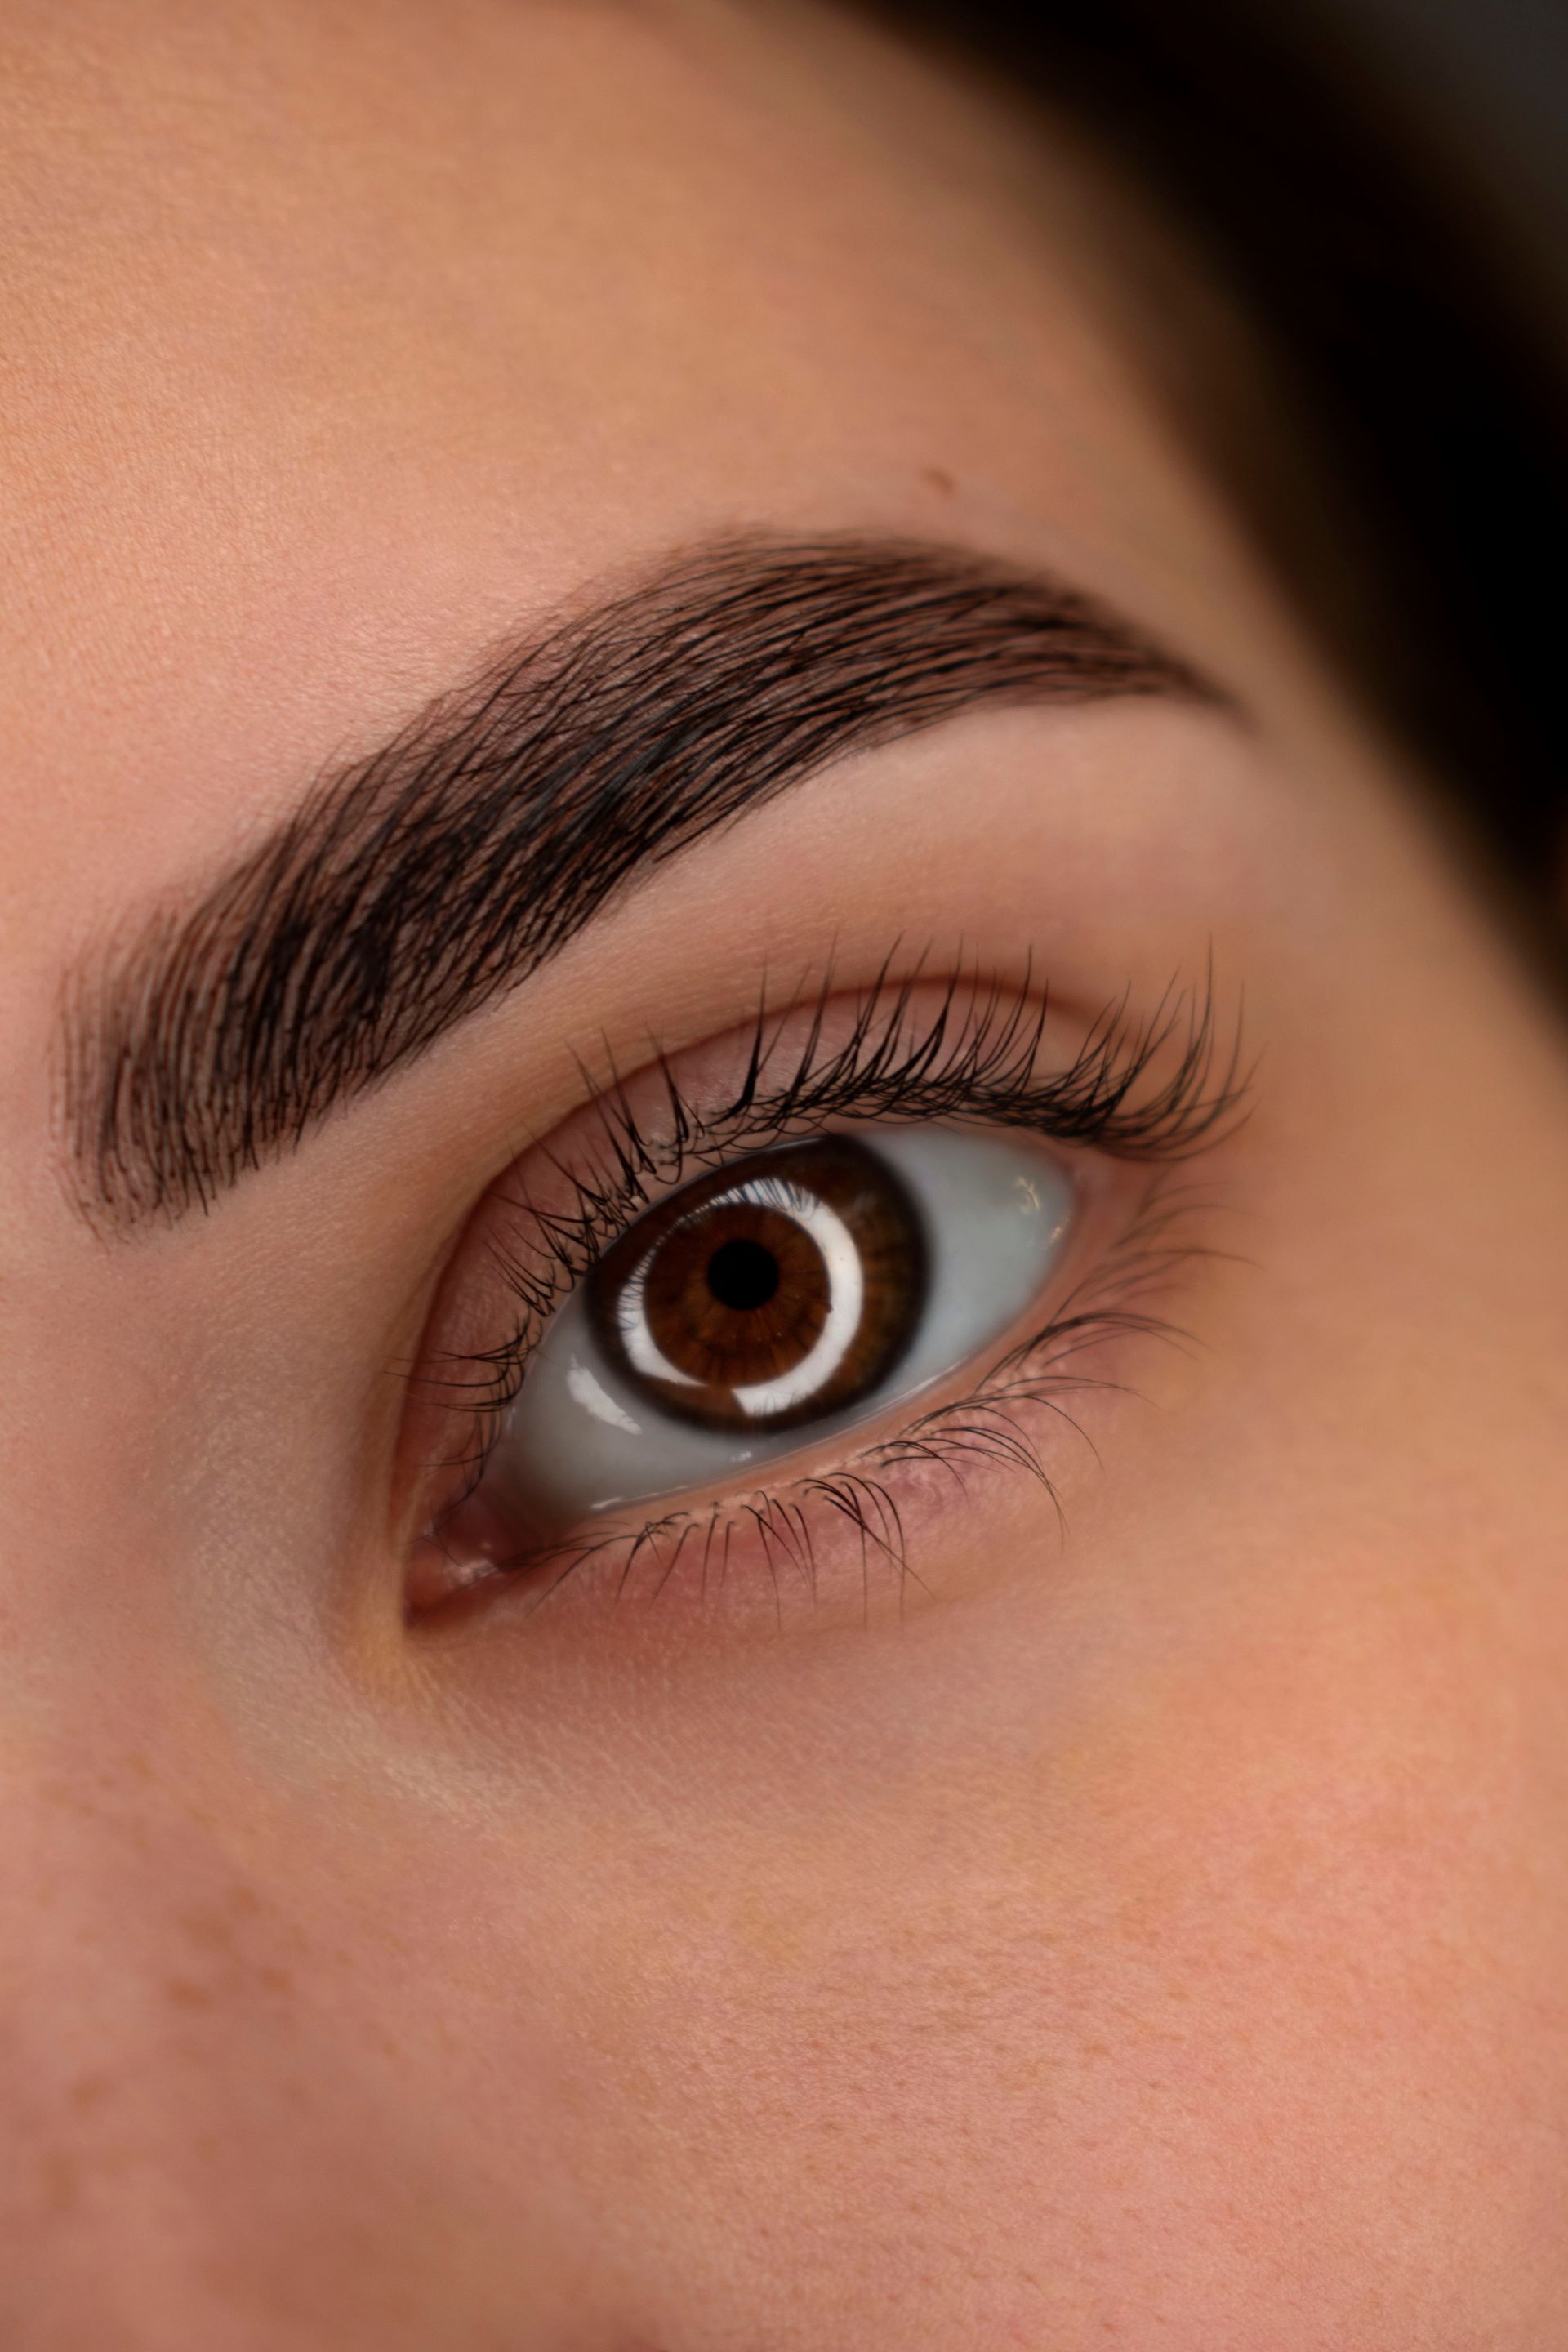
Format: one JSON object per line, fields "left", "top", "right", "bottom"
{"left": 592, "top": 1136, "right": 928, "bottom": 1431}
{"left": 469, "top": 1125, "right": 1074, "bottom": 1553}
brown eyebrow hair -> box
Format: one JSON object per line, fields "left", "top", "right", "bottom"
{"left": 59, "top": 533, "right": 1221, "bottom": 1232}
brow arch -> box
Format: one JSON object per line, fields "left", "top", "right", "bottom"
{"left": 60, "top": 533, "right": 1223, "bottom": 1234}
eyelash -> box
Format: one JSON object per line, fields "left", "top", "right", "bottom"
{"left": 412, "top": 959, "right": 1245, "bottom": 1616}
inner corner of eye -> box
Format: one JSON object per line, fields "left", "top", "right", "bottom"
{"left": 434, "top": 1121, "right": 1075, "bottom": 1574}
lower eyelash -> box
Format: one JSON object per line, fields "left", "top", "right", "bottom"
{"left": 412, "top": 1171, "right": 1216, "bottom": 1628}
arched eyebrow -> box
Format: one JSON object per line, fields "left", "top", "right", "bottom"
{"left": 60, "top": 533, "right": 1224, "bottom": 1233}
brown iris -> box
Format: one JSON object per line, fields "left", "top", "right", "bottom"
{"left": 587, "top": 1136, "right": 927, "bottom": 1431}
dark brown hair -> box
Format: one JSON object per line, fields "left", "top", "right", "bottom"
{"left": 866, "top": 0, "right": 1568, "bottom": 936}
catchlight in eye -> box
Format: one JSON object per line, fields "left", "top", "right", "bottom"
{"left": 589, "top": 1137, "right": 927, "bottom": 1431}
{"left": 456, "top": 1123, "right": 1075, "bottom": 1559}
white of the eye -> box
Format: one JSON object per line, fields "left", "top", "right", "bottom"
{"left": 612, "top": 1174, "right": 866, "bottom": 1419}
{"left": 483, "top": 1125, "right": 1074, "bottom": 1542}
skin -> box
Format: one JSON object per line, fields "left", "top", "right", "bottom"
{"left": 1, "top": 1, "right": 1566, "bottom": 2345}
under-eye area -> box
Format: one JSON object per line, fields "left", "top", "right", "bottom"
{"left": 403, "top": 962, "right": 1246, "bottom": 1632}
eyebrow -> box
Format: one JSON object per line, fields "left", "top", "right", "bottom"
{"left": 60, "top": 533, "right": 1220, "bottom": 1232}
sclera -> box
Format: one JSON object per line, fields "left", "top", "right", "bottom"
{"left": 476, "top": 1124, "right": 1076, "bottom": 1547}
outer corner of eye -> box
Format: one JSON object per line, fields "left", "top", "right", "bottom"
{"left": 408, "top": 1119, "right": 1076, "bottom": 1615}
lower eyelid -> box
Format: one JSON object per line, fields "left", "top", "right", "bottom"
{"left": 407, "top": 1163, "right": 1204, "bottom": 1635}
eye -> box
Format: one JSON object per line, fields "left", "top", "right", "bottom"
{"left": 445, "top": 1123, "right": 1073, "bottom": 1566}
{"left": 404, "top": 967, "right": 1241, "bottom": 1620}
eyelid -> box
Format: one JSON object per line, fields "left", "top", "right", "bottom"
{"left": 410, "top": 1155, "right": 1202, "bottom": 1633}
{"left": 408, "top": 961, "right": 1235, "bottom": 1430}
{"left": 470, "top": 1125, "right": 1076, "bottom": 1554}
{"left": 396, "top": 961, "right": 1243, "bottom": 1620}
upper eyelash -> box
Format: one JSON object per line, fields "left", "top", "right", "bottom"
{"left": 424, "top": 955, "right": 1248, "bottom": 1441}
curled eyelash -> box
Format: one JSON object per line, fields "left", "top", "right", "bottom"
{"left": 433, "top": 953, "right": 1245, "bottom": 1423}
{"left": 411, "top": 958, "right": 1246, "bottom": 1610}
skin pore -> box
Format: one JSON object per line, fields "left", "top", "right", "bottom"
{"left": 1, "top": 0, "right": 1566, "bottom": 2345}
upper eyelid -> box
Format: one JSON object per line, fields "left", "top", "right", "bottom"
{"left": 412, "top": 965, "right": 1247, "bottom": 1427}
{"left": 561, "top": 963, "right": 1246, "bottom": 1205}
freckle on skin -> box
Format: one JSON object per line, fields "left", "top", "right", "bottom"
{"left": 923, "top": 464, "right": 956, "bottom": 495}
{"left": 180, "top": 1906, "right": 235, "bottom": 1953}
{"left": 69, "top": 2072, "right": 112, "bottom": 2113}
{"left": 165, "top": 1977, "right": 212, "bottom": 2009}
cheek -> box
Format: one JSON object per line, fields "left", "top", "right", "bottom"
{"left": 393, "top": 1562, "right": 1564, "bottom": 2349}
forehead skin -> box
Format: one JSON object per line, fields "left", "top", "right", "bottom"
{"left": 0, "top": 0, "right": 1281, "bottom": 952}
{"left": 2, "top": 4, "right": 1568, "bottom": 2350}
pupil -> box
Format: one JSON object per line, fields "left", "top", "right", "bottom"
{"left": 705, "top": 1235, "right": 781, "bottom": 1313}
